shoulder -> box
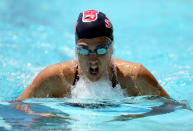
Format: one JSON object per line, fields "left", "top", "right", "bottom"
{"left": 35, "top": 60, "right": 78, "bottom": 89}
{"left": 114, "top": 58, "right": 157, "bottom": 85}
{"left": 114, "top": 58, "right": 143, "bottom": 77}
{"left": 18, "top": 60, "right": 78, "bottom": 99}
{"left": 35, "top": 60, "right": 77, "bottom": 83}
{"left": 114, "top": 58, "right": 170, "bottom": 98}
{"left": 41, "top": 60, "right": 77, "bottom": 74}
{"left": 113, "top": 58, "right": 144, "bottom": 95}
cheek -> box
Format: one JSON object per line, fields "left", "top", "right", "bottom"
{"left": 78, "top": 55, "right": 89, "bottom": 71}
{"left": 78, "top": 55, "right": 86, "bottom": 64}
{"left": 99, "top": 54, "right": 112, "bottom": 66}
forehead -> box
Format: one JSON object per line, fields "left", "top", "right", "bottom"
{"left": 77, "top": 36, "right": 110, "bottom": 46}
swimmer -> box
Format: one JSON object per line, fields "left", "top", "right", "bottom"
{"left": 18, "top": 10, "right": 169, "bottom": 100}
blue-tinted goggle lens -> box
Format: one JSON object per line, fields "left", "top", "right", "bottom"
{"left": 96, "top": 48, "right": 107, "bottom": 55}
{"left": 79, "top": 48, "right": 89, "bottom": 55}
{"left": 77, "top": 43, "right": 112, "bottom": 55}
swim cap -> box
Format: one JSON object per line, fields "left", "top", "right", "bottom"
{"left": 75, "top": 10, "right": 113, "bottom": 43}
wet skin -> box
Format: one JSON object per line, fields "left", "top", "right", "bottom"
{"left": 18, "top": 36, "right": 170, "bottom": 100}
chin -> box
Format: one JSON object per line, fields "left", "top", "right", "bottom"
{"left": 87, "top": 74, "right": 102, "bottom": 82}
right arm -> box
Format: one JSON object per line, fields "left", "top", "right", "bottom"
{"left": 15, "top": 61, "right": 77, "bottom": 118}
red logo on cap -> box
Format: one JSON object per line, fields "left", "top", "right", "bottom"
{"left": 82, "top": 10, "right": 99, "bottom": 22}
{"left": 105, "top": 19, "right": 113, "bottom": 29}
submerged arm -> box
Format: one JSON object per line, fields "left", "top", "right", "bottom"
{"left": 12, "top": 100, "right": 57, "bottom": 117}
{"left": 11, "top": 100, "right": 76, "bottom": 120}
{"left": 111, "top": 98, "right": 191, "bottom": 121}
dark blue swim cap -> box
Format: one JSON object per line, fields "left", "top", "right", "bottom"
{"left": 75, "top": 10, "right": 113, "bottom": 43}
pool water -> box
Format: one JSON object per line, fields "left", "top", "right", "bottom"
{"left": 0, "top": 0, "right": 193, "bottom": 130}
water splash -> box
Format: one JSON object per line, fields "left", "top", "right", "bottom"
{"left": 71, "top": 75, "right": 127, "bottom": 99}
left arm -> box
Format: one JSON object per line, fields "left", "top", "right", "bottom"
{"left": 114, "top": 58, "right": 169, "bottom": 98}
{"left": 111, "top": 98, "right": 191, "bottom": 121}
{"left": 135, "top": 64, "right": 170, "bottom": 98}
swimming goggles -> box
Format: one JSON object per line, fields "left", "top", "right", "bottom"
{"left": 76, "top": 42, "right": 112, "bottom": 56}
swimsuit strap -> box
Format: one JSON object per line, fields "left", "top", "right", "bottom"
{"left": 112, "top": 67, "right": 119, "bottom": 88}
{"left": 72, "top": 64, "right": 79, "bottom": 86}
{"left": 72, "top": 64, "right": 119, "bottom": 88}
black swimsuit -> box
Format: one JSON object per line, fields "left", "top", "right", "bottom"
{"left": 72, "top": 64, "right": 119, "bottom": 88}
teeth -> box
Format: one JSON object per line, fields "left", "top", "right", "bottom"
{"left": 91, "top": 66, "right": 97, "bottom": 69}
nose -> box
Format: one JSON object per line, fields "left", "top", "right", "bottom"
{"left": 88, "top": 50, "right": 97, "bottom": 57}
{"left": 88, "top": 53, "right": 98, "bottom": 62}
{"left": 89, "top": 61, "right": 98, "bottom": 66}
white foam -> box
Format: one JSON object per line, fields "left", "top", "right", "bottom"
{"left": 0, "top": 117, "right": 12, "bottom": 130}
{"left": 71, "top": 75, "right": 127, "bottom": 99}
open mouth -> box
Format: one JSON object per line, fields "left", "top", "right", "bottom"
{"left": 89, "top": 66, "right": 99, "bottom": 76}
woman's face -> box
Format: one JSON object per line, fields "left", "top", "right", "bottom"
{"left": 77, "top": 36, "right": 113, "bottom": 82}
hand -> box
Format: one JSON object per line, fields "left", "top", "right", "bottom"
{"left": 36, "top": 113, "right": 77, "bottom": 120}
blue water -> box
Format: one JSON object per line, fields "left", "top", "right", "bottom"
{"left": 0, "top": 0, "right": 193, "bottom": 130}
